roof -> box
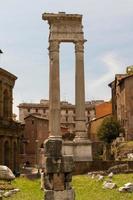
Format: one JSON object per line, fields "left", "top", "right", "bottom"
{"left": 24, "top": 114, "right": 48, "bottom": 121}
{"left": 118, "top": 74, "right": 133, "bottom": 85}
{"left": 108, "top": 74, "right": 133, "bottom": 88}
{"left": 90, "top": 114, "right": 112, "bottom": 122}
{"left": 18, "top": 100, "right": 101, "bottom": 110}
{"left": 0, "top": 68, "right": 17, "bottom": 80}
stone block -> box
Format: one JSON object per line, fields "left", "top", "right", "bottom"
{"left": 44, "top": 139, "right": 62, "bottom": 157}
{"left": 45, "top": 189, "right": 75, "bottom": 200}
{"left": 74, "top": 141, "right": 92, "bottom": 161}
{"left": 44, "top": 157, "right": 61, "bottom": 173}
{"left": 61, "top": 155, "right": 74, "bottom": 173}
{"left": 53, "top": 173, "right": 65, "bottom": 191}
{"left": 0, "top": 166, "right": 15, "bottom": 181}
{"left": 65, "top": 173, "right": 72, "bottom": 183}
{"left": 45, "top": 190, "right": 54, "bottom": 200}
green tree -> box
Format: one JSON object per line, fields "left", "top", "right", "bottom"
{"left": 97, "top": 116, "right": 121, "bottom": 144}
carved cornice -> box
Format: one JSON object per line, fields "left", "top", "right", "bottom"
{"left": 42, "top": 12, "right": 82, "bottom": 23}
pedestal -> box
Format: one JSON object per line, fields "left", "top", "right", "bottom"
{"left": 45, "top": 189, "right": 75, "bottom": 200}
{"left": 43, "top": 138, "right": 75, "bottom": 200}
{"left": 73, "top": 140, "right": 92, "bottom": 161}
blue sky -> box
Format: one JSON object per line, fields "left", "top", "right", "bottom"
{"left": 0, "top": 0, "right": 133, "bottom": 116}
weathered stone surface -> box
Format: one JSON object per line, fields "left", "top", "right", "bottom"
{"left": 65, "top": 173, "right": 72, "bottom": 183}
{"left": 44, "top": 157, "right": 61, "bottom": 173}
{"left": 107, "top": 164, "right": 128, "bottom": 174}
{"left": 3, "top": 191, "right": 13, "bottom": 198}
{"left": 97, "top": 175, "right": 104, "bottom": 181}
{"left": 119, "top": 183, "right": 133, "bottom": 193}
{"left": 44, "top": 174, "right": 53, "bottom": 190}
{"left": 53, "top": 174, "right": 65, "bottom": 191}
{"left": 44, "top": 139, "right": 62, "bottom": 157}
{"left": 108, "top": 172, "right": 114, "bottom": 178}
{"left": 0, "top": 166, "right": 15, "bottom": 181}
{"left": 61, "top": 156, "right": 74, "bottom": 173}
{"left": 44, "top": 190, "right": 54, "bottom": 200}
{"left": 45, "top": 189, "right": 75, "bottom": 200}
{"left": 103, "top": 181, "right": 117, "bottom": 189}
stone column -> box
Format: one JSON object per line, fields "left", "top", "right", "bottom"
{"left": 75, "top": 41, "right": 87, "bottom": 140}
{"left": 43, "top": 38, "right": 75, "bottom": 200}
{"left": 49, "top": 40, "right": 61, "bottom": 138}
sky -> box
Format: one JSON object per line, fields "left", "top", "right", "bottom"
{"left": 0, "top": 0, "right": 133, "bottom": 117}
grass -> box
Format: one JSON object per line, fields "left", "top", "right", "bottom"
{"left": 3, "top": 174, "right": 133, "bottom": 200}
{"left": 73, "top": 174, "right": 133, "bottom": 200}
{"left": 6, "top": 177, "right": 44, "bottom": 200}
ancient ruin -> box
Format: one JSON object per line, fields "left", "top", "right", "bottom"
{"left": 0, "top": 68, "right": 21, "bottom": 172}
{"left": 42, "top": 12, "right": 92, "bottom": 199}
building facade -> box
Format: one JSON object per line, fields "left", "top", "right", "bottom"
{"left": 0, "top": 68, "right": 21, "bottom": 172}
{"left": 18, "top": 99, "right": 104, "bottom": 133}
{"left": 109, "top": 69, "right": 133, "bottom": 140}
{"left": 20, "top": 114, "right": 69, "bottom": 166}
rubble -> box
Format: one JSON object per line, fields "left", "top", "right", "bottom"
{"left": 103, "top": 180, "right": 117, "bottom": 189}
{"left": 119, "top": 182, "right": 133, "bottom": 193}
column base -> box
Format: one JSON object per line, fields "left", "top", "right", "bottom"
{"left": 62, "top": 140, "right": 92, "bottom": 161}
{"left": 44, "top": 189, "right": 75, "bottom": 200}
{"left": 73, "top": 139, "right": 92, "bottom": 161}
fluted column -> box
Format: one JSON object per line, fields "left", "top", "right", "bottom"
{"left": 75, "top": 41, "right": 87, "bottom": 140}
{"left": 49, "top": 41, "right": 61, "bottom": 138}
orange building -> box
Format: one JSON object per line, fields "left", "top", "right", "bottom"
{"left": 95, "top": 102, "right": 112, "bottom": 119}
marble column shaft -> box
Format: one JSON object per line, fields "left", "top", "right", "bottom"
{"left": 75, "top": 41, "right": 87, "bottom": 139}
{"left": 49, "top": 41, "right": 61, "bottom": 138}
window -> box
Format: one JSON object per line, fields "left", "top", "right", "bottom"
{"left": 28, "top": 108, "right": 30, "bottom": 112}
{"left": 36, "top": 108, "right": 38, "bottom": 113}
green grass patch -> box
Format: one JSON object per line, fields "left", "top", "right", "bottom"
{"left": 6, "top": 177, "right": 44, "bottom": 200}
{"left": 73, "top": 174, "right": 133, "bottom": 200}
{"left": 3, "top": 174, "right": 133, "bottom": 200}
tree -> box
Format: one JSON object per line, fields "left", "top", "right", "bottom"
{"left": 97, "top": 116, "right": 122, "bottom": 144}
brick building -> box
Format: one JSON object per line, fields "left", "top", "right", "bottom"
{"left": 20, "top": 114, "right": 68, "bottom": 166}
{"left": 0, "top": 68, "right": 21, "bottom": 171}
{"left": 95, "top": 102, "right": 112, "bottom": 119}
{"left": 88, "top": 102, "right": 112, "bottom": 160}
{"left": 18, "top": 100, "right": 104, "bottom": 165}
{"left": 109, "top": 67, "right": 133, "bottom": 140}
{"left": 18, "top": 99, "right": 104, "bottom": 133}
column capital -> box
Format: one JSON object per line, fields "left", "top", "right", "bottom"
{"left": 48, "top": 40, "right": 60, "bottom": 52}
{"left": 75, "top": 41, "right": 85, "bottom": 53}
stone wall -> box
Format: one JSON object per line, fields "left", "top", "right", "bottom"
{"left": 74, "top": 161, "right": 133, "bottom": 175}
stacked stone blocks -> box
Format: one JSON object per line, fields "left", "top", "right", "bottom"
{"left": 44, "top": 138, "right": 75, "bottom": 199}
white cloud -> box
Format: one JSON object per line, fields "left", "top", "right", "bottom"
{"left": 90, "top": 52, "right": 124, "bottom": 88}
{"left": 86, "top": 52, "right": 126, "bottom": 100}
